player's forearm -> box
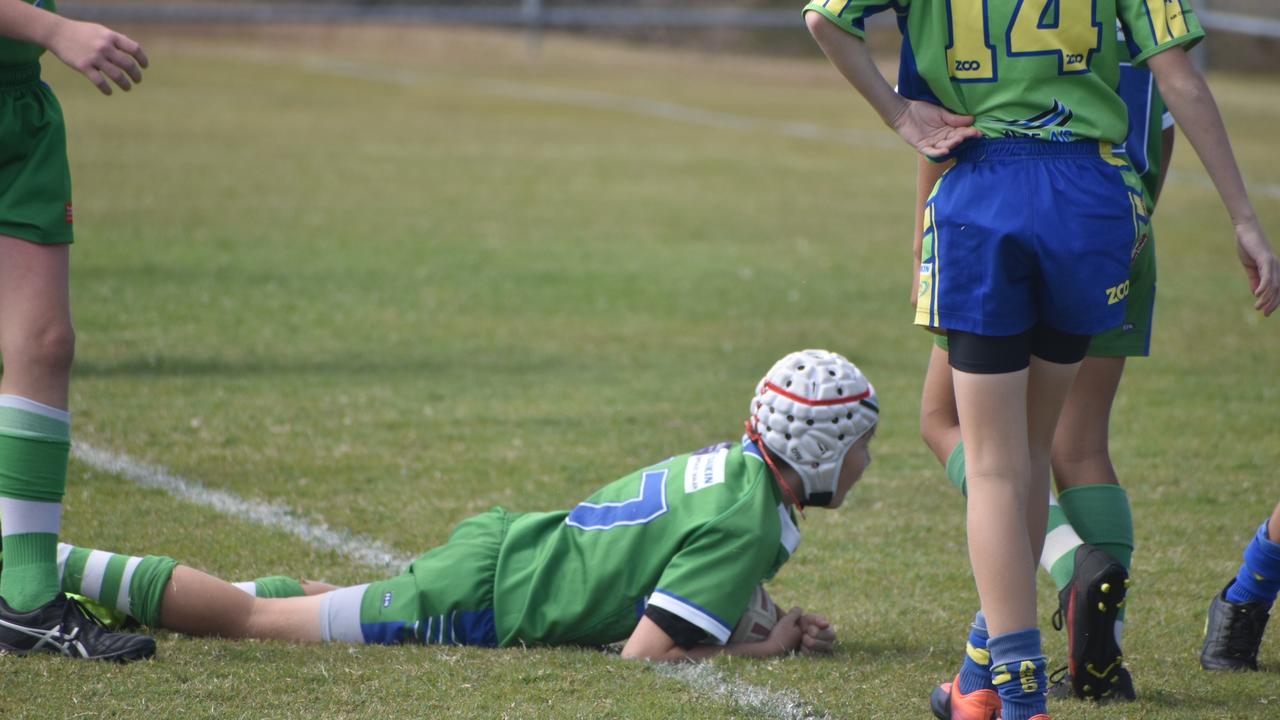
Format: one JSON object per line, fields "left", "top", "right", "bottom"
{"left": 1149, "top": 50, "right": 1256, "bottom": 227}
{"left": 0, "top": 0, "right": 65, "bottom": 49}
{"left": 805, "top": 12, "right": 908, "bottom": 127}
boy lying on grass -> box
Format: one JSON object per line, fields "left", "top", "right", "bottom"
{"left": 19, "top": 349, "right": 877, "bottom": 661}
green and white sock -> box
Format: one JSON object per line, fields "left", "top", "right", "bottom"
{"left": 233, "top": 575, "right": 305, "bottom": 598}
{"left": 58, "top": 543, "right": 178, "bottom": 628}
{"left": 1040, "top": 492, "right": 1085, "bottom": 593}
{"left": 0, "top": 396, "right": 71, "bottom": 611}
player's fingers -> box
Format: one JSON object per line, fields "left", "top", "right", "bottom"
{"left": 113, "top": 34, "right": 149, "bottom": 69}
{"left": 98, "top": 60, "right": 133, "bottom": 92}
{"left": 106, "top": 47, "right": 144, "bottom": 84}
{"left": 84, "top": 67, "right": 112, "bottom": 95}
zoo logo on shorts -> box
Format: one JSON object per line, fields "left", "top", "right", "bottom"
{"left": 65, "top": 202, "right": 73, "bottom": 225}
{"left": 383, "top": 592, "right": 394, "bottom": 608}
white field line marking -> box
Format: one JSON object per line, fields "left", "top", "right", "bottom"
{"left": 72, "top": 443, "right": 414, "bottom": 575}
{"left": 299, "top": 56, "right": 1280, "bottom": 200}
{"left": 301, "top": 56, "right": 902, "bottom": 150}
{"left": 654, "top": 663, "right": 831, "bottom": 720}
{"left": 73, "top": 441, "right": 825, "bottom": 720}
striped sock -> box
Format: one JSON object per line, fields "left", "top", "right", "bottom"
{"left": 58, "top": 543, "right": 178, "bottom": 628}
{"left": 1040, "top": 492, "right": 1084, "bottom": 593}
{"left": 1225, "top": 521, "right": 1280, "bottom": 609}
{"left": 956, "top": 611, "right": 995, "bottom": 693}
{"left": 988, "top": 628, "right": 1048, "bottom": 720}
{"left": 0, "top": 397, "right": 71, "bottom": 611}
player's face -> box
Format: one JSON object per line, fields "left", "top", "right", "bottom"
{"left": 829, "top": 428, "right": 874, "bottom": 509}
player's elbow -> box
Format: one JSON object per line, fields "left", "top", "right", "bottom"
{"left": 804, "top": 10, "right": 840, "bottom": 41}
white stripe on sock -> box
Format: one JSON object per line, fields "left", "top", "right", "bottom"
{"left": 80, "top": 550, "right": 112, "bottom": 600}
{"left": 1041, "top": 524, "right": 1084, "bottom": 574}
{"left": 117, "top": 556, "right": 142, "bottom": 615}
{"left": 57, "top": 542, "right": 72, "bottom": 582}
{"left": 0, "top": 395, "right": 70, "bottom": 423}
{"left": 232, "top": 581, "right": 257, "bottom": 596}
{"left": 321, "top": 584, "right": 368, "bottom": 643}
{"left": 0, "top": 498, "right": 62, "bottom": 536}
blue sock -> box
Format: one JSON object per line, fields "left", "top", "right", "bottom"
{"left": 1225, "top": 520, "right": 1280, "bottom": 609}
{"left": 956, "top": 611, "right": 994, "bottom": 694}
{"left": 988, "top": 628, "right": 1048, "bottom": 720}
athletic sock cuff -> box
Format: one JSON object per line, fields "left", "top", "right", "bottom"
{"left": 987, "top": 628, "right": 1043, "bottom": 667}
{"left": 1058, "top": 484, "right": 1134, "bottom": 557}
{"left": 129, "top": 556, "right": 179, "bottom": 628}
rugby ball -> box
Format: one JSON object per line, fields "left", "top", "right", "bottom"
{"left": 729, "top": 585, "right": 781, "bottom": 644}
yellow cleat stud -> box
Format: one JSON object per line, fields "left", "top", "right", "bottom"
{"left": 1101, "top": 583, "right": 1111, "bottom": 593}
{"left": 1124, "top": 578, "right": 1132, "bottom": 588}
{"left": 1098, "top": 602, "right": 1107, "bottom": 612}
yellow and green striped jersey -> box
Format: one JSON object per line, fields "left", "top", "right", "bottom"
{"left": 806, "top": 0, "right": 1202, "bottom": 143}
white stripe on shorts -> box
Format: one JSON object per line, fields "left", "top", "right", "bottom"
{"left": 232, "top": 581, "right": 257, "bottom": 596}
{"left": 321, "top": 583, "right": 369, "bottom": 643}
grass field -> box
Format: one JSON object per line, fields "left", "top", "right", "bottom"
{"left": 2, "top": 22, "right": 1279, "bottom": 719}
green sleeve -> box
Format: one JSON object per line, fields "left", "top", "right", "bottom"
{"left": 1120, "top": 0, "right": 1205, "bottom": 66}
{"left": 802, "top": 0, "right": 909, "bottom": 41}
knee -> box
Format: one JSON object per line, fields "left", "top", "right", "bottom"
{"left": 13, "top": 322, "right": 76, "bottom": 374}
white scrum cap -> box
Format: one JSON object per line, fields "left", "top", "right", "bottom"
{"left": 748, "top": 349, "right": 878, "bottom": 507}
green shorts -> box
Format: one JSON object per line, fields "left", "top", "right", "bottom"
{"left": 0, "top": 64, "right": 74, "bottom": 245}
{"left": 931, "top": 211, "right": 1156, "bottom": 359}
{"left": 331, "top": 508, "right": 508, "bottom": 647}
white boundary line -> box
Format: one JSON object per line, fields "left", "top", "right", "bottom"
{"left": 296, "top": 57, "right": 1280, "bottom": 200}
{"left": 72, "top": 442, "right": 414, "bottom": 575}
{"left": 71, "top": 441, "right": 828, "bottom": 720}
{"left": 300, "top": 57, "right": 903, "bottom": 151}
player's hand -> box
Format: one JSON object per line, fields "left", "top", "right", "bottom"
{"left": 798, "top": 612, "right": 836, "bottom": 655}
{"left": 46, "top": 19, "right": 148, "bottom": 95}
{"left": 891, "top": 100, "right": 981, "bottom": 158}
{"left": 765, "top": 607, "right": 804, "bottom": 656}
{"left": 1234, "top": 219, "right": 1280, "bottom": 316}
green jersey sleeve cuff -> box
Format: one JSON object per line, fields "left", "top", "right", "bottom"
{"left": 803, "top": 2, "right": 869, "bottom": 41}
{"left": 1130, "top": 27, "right": 1205, "bottom": 67}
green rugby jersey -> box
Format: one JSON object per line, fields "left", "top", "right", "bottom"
{"left": 0, "top": 0, "right": 54, "bottom": 67}
{"left": 493, "top": 439, "right": 799, "bottom": 647}
{"left": 1117, "top": 26, "right": 1171, "bottom": 202}
{"left": 806, "top": 0, "right": 1202, "bottom": 143}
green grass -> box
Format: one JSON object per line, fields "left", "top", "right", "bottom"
{"left": 6, "top": 23, "right": 1279, "bottom": 718}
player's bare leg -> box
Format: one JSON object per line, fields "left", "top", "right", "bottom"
{"left": 0, "top": 237, "right": 152, "bottom": 661}
{"left": 160, "top": 566, "right": 325, "bottom": 641}
{"left": 1045, "top": 356, "right": 1135, "bottom": 700}
{"left": 920, "top": 345, "right": 961, "bottom": 467}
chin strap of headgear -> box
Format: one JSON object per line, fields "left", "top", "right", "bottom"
{"left": 744, "top": 419, "right": 807, "bottom": 519}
